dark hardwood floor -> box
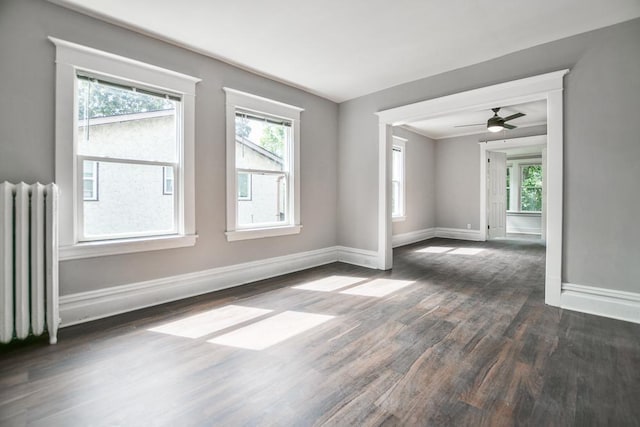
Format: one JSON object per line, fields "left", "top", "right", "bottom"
{"left": 1, "top": 238, "right": 639, "bottom": 426}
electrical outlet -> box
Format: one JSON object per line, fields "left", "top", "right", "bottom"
{"left": 466, "top": 223, "right": 471, "bottom": 229}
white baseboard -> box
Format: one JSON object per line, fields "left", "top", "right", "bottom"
{"left": 507, "top": 228, "right": 541, "bottom": 235}
{"left": 336, "top": 246, "right": 379, "bottom": 269}
{"left": 434, "top": 227, "right": 483, "bottom": 241}
{"left": 561, "top": 283, "right": 640, "bottom": 324}
{"left": 392, "top": 228, "right": 436, "bottom": 248}
{"left": 61, "top": 245, "right": 381, "bottom": 327}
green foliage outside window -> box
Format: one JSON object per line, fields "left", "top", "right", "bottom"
{"left": 259, "top": 124, "right": 285, "bottom": 158}
{"left": 521, "top": 165, "right": 542, "bottom": 211}
{"left": 77, "top": 79, "right": 174, "bottom": 120}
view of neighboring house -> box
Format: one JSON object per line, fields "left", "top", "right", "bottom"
{"left": 78, "top": 108, "right": 285, "bottom": 238}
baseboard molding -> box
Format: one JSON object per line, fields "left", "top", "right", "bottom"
{"left": 392, "top": 228, "right": 436, "bottom": 248}
{"left": 561, "top": 283, "right": 640, "bottom": 324}
{"left": 507, "top": 228, "right": 541, "bottom": 235}
{"left": 434, "top": 227, "right": 483, "bottom": 241}
{"left": 336, "top": 246, "right": 379, "bottom": 269}
{"left": 60, "top": 245, "right": 382, "bottom": 327}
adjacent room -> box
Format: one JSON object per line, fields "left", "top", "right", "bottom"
{"left": 1, "top": 1, "right": 639, "bottom": 425}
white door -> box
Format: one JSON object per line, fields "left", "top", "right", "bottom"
{"left": 487, "top": 151, "right": 507, "bottom": 239}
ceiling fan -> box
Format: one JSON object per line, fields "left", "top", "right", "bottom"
{"left": 455, "top": 107, "right": 525, "bottom": 133}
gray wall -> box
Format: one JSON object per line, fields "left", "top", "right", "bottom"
{"left": 435, "top": 125, "right": 548, "bottom": 230}
{"left": 433, "top": 134, "right": 480, "bottom": 230}
{"left": 0, "top": 0, "right": 339, "bottom": 295}
{"left": 338, "top": 18, "right": 640, "bottom": 293}
{"left": 391, "top": 127, "right": 436, "bottom": 235}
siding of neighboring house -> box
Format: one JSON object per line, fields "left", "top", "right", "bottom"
{"left": 78, "top": 112, "right": 176, "bottom": 237}
{"left": 78, "top": 112, "right": 284, "bottom": 235}
{"left": 235, "top": 140, "right": 284, "bottom": 225}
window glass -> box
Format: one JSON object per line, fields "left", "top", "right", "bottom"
{"left": 238, "top": 173, "right": 251, "bottom": 200}
{"left": 521, "top": 164, "right": 542, "bottom": 211}
{"left": 83, "top": 161, "right": 175, "bottom": 238}
{"left": 391, "top": 145, "right": 404, "bottom": 218}
{"left": 235, "top": 111, "right": 288, "bottom": 172}
{"left": 76, "top": 75, "right": 180, "bottom": 240}
{"left": 77, "top": 78, "right": 178, "bottom": 163}
{"left": 234, "top": 110, "right": 290, "bottom": 227}
{"left": 506, "top": 166, "right": 511, "bottom": 210}
{"left": 83, "top": 160, "right": 98, "bottom": 201}
{"left": 163, "top": 166, "right": 174, "bottom": 195}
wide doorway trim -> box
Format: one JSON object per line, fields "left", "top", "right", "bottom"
{"left": 376, "top": 69, "right": 568, "bottom": 306}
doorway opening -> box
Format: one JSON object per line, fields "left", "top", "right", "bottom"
{"left": 376, "top": 70, "right": 568, "bottom": 307}
{"left": 483, "top": 135, "right": 547, "bottom": 242}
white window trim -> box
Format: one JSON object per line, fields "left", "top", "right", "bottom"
{"left": 223, "top": 88, "right": 303, "bottom": 242}
{"left": 391, "top": 136, "right": 406, "bottom": 222}
{"left": 50, "top": 37, "right": 201, "bottom": 260}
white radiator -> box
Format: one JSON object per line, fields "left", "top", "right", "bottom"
{"left": 0, "top": 182, "right": 59, "bottom": 344}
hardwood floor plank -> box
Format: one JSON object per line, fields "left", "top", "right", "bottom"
{"left": 1, "top": 238, "right": 639, "bottom": 425}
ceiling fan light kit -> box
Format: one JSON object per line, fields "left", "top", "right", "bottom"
{"left": 457, "top": 107, "right": 526, "bottom": 133}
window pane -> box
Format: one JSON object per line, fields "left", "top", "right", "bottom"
{"left": 235, "top": 112, "right": 288, "bottom": 172}
{"left": 77, "top": 78, "right": 178, "bottom": 163}
{"left": 506, "top": 167, "right": 511, "bottom": 210}
{"left": 237, "top": 173, "right": 287, "bottom": 226}
{"left": 238, "top": 172, "right": 251, "bottom": 200}
{"left": 392, "top": 181, "right": 400, "bottom": 216}
{"left": 163, "top": 166, "right": 174, "bottom": 195}
{"left": 520, "top": 165, "right": 542, "bottom": 211}
{"left": 392, "top": 149, "right": 402, "bottom": 181}
{"left": 83, "top": 161, "right": 98, "bottom": 201}
{"left": 83, "top": 161, "right": 175, "bottom": 239}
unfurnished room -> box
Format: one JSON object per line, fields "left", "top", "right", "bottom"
{"left": 1, "top": 1, "right": 639, "bottom": 425}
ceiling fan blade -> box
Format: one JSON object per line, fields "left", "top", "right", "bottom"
{"left": 503, "top": 112, "right": 525, "bottom": 122}
{"left": 454, "top": 123, "right": 484, "bottom": 128}
{"left": 503, "top": 123, "right": 517, "bottom": 130}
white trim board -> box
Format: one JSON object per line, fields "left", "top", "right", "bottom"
{"left": 561, "top": 283, "right": 640, "bottom": 325}
{"left": 392, "top": 228, "right": 436, "bottom": 248}
{"left": 435, "top": 228, "right": 483, "bottom": 241}
{"left": 336, "top": 246, "right": 379, "bottom": 269}
{"left": 60, "top": 245, "right": 375, "bottom": 327}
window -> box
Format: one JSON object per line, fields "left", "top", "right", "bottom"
{"left": 506, "top": 166, "right": 512, "bottom": 210}
{"left": 51, "top": 37, "right": 200, "bottom": 259}
{"left": 75, "top": 75, "right": 183, "bottom": 241}
{"left": 163, "top": 166, "right": 174, "bottom": 195}
{"left": 392, "top": 137, "right": 406, "bottom": 221}
{"left": 83, "top": 160, "right": 98, "bottom": 201}
{"left": 237, "top": 172, "right": 252, "bottom": 200}
{"left": 520, "top": 164, "right": 542, "bottom": 211}
{"left": 224, "top": 88, "right": 303, "bottom": 241}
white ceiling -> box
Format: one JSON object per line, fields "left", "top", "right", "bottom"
{"left": 49, "top": 0, "right": 640, "bottom": 102}
{"left": 404, "top": 100, "right": 547, "bottom": 140}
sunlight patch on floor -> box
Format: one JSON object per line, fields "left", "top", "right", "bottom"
{"left": 416, "top": 246, "right": 455, "bottom": 254}
{"left": 147, "top": 305, "right": 272, "bottom": 338}
{"left": 208, "top": 311, "right": 334, "bottom": 350}
{"left": 339, "top": 278, "right": 415, "bottom": 297}
{"left": 449, "top": 248, "right": 484, "bottom": 255}
{"left": 292, "top": 275, "right": 367, "bottom": 292}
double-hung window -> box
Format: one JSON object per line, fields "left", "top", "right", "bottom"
{"left": 520, "top": 164, "right": 542, "bottom": 211}
{"left": 51, "top": 38, "right": 200, "bottom": 259}
{"left": 391, "top": 137, "right": 406, "bottom": 221}
{"left": 224, "top": 88, "right": 303, "bottom": 241}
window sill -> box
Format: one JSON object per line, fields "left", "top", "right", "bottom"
{"left": 507, "top": 211, "right": 542, "bottom": 216}
{"left": 59, "top": 234, "right": 198, "bottom": 261}
{"left": 392, "top": 216, "right": 406, "bottom": 223}
{"left": 226, "top": 225, "right": 302, "bottom": 242}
